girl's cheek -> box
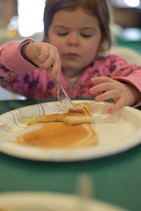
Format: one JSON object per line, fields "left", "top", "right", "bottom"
{"left": 52, "top": 42, "right": 63, "bottom": 51}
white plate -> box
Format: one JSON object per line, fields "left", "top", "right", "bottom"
{"left": 0, "top": 100, "right": 141, "bottom": 161}
{"left": 0, "top": 192, "right": 128, "bottom": 211}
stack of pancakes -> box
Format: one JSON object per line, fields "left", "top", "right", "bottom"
{"left": 16, "top": 102, "right": 98, "bottom": 148}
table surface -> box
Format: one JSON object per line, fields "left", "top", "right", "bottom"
{"left": 0, "top": 99, "right": 141, "bottom": 211}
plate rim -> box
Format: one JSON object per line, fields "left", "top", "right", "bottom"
{"left": 0, "top": 191, "right": 128, "bottom": 211}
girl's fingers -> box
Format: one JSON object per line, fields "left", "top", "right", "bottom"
{"left": 31, "top": 43, "right": 61, "bottom": 78}
{"left": 95, "top": 90, "right": 120, "bottom": 102}
{"left": 25, "top": 41, "right": 61, "bottom": 79}
{"left": 50, "top": 55, "right": 61, "bottom": 79}
{"left": 107, "top": 99, "right": 125, "bottom": 114}
{"left": 91, "top": 76, "right": 113, "bottom": 85}
{"left": 89, "top": 83, "right": 114, "bottom": 96}
{"left": 94, "top": 89, "right": 126, "bottom": 114}
{"left": 90, "top": 76, "right": 138, "bottom": 114}
{"left": 39, "top": 45, "right": 58, "bottom": 63}
{"left": 38, "top": 50, "right": 55, "bottom": 67}
{"left": 38, "top": 54, "right": 49, "bottom": 63}
{"left": 30, "top": 42, "right": 59, "bottom": 68}
{"left": 40, "top": 56, "right": 55, "bottom": 69}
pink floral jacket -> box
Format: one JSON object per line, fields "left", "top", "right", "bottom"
{"left": 0, "top": 39, "right": 141, "bottom": 105}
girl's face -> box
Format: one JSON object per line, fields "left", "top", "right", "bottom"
{"left": 48, "top": 8, "right": 102, "bottom": 77}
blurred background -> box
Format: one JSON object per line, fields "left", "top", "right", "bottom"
{"left": 0, "top": 0, "right": 45, "bottom": 43}
{"left": 0, "top": 0, "right": 141, "bottom": 52}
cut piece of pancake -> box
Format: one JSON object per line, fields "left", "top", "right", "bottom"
{"left": 64, "top": 116, "right": 93, "bottom": 125}
{"left": 27, "top": 102, "right": 94, "bottom": 125}
{"left": 28, "top": 113, "right": 65, "bottom": 125}
{"left": 68, "top": 102, "right": 93, "bottom": 115}
{"left": 28, "top": 112, "right": 93, "bottom": 125}
{"left": 17, "top": 122, "right": 97, "bottom": 148}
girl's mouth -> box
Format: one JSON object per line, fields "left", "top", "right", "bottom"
{"left": 65, "top": 53, "right": 79, "bottom": 58}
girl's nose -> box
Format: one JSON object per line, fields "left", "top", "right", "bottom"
{"left": 67, "top": 33, "right": 80, "bottom": 45}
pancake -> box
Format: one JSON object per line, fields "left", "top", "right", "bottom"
{"left": 28, "top": 112, "right": 93, "bottom": 125}
{"left": 68, "top": 102, "right": 94, "bottom": 115}
{"left": 16, "top": 122, "right": 98, "bottom": 148}
{"left": 16, "top": 102, "right": 98, "bottom": 148}
{"left": 28, "top": 102, "right": 94, "bottom": 125}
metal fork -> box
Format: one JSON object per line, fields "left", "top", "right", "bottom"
{"left": 54, "top": 78, "right": 80, "bottom": 111}
{"left": 30, "top": 42, "right": 79, "bottom": 111}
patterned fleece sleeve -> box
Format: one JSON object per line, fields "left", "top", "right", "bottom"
{"left": 105, "top": 54, "right": 141, "bottom": 93}
{"left": 0, "top": 39, "right": 37, "bottom": 87}
{"left": 0, "top": 40, "right": 58, "bottom": 99}
{"left": 104, "top": 54, "right": 141, "bottom": 106}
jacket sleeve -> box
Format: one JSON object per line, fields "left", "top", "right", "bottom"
{"left": 0, "top": 39, "right": 56, "bottom": 99}
{"left": 0, "top": 39, "right": 37, "bottom": 86}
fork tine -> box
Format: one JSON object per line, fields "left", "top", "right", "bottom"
{"left": 62, "top": 99, "right": 75, "bottom": 109}
{"left": 58, "top": 90, "right": 73, "bottom": 106}
{"left": 55, "top": 78, "right": 81, "bottom": 112}
{"left": 61, "top": 98, "right": 81, "bottom": 112}
{"left": 59, "top": 98, "right": 73, "bottom": 108}
{"left": 61, "top": 97, "right": 81, "bottom": 112}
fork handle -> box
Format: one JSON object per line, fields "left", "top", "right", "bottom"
{"left": 54, "top": 78, "right": 63, "bottom": 89}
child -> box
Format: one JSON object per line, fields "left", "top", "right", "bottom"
{"left": 0, "top": 0, "right": 141, "bottom": 113}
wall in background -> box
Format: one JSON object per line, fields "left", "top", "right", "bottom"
{"left": 0, "top": 0, "right": 17, "bottom": 28}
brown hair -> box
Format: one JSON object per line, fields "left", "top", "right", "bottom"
{"left": 43, "top": 0, "right": 113, "bottom": 52}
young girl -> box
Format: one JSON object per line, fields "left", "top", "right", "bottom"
{"left": 0, "top": 0, "right": 141, "bottom": 113}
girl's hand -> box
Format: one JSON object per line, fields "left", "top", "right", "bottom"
{"left": 22, "top": 41, "right": 61, "bottom": 79}
{"left": 89, "top": 76, "right": 140, "bottom": 113}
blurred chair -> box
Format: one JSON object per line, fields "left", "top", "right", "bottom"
{"left": 109, "top": 46, "right": 141, "bottom": 65}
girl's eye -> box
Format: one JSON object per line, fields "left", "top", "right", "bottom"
{"left": 57, "top": 32, "right": 68, "bottom": 36}
{"left": 81, "top": 34, "right": 92, "bottom": 38}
